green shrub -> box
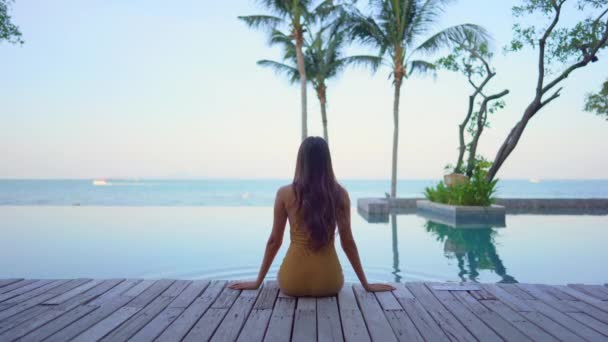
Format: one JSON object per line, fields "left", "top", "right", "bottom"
{"left": 424, "top": 159, "right": 498, "bottom": 206}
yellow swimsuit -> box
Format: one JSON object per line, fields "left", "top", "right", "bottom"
{"left": 277, "top": 218, "right": 344, "bottom": 297}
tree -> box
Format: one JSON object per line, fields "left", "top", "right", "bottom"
{"left": 437, "top": 32, "right": 509, "bottom": 176}
{"left": 239, "top": 0, "right": 337, "bottom": 142}
{"left": 258, "top": 22, "right": 378, "bottom": 143}
{"left": 345, "top": 0, "right": 489, "bottom": 198}
{"left": 584, "top": 78, "right": 608, "bottom": 119}
{"left": 487, "top": 0, "right": 608, "bottom": 181}
{"left": 0, "top": 0, "right": 23, "bottom": 45}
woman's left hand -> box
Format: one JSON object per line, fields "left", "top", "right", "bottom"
{"left": 228, "top": 280, "right": 261, "bottom": 290}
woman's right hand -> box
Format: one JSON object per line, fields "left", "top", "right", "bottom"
{"left": 364, "top": 283, "right": 396, "bottom": 292}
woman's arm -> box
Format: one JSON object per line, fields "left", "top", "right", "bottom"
{"left": 229, "top": 187, "right": 288, "bottom": 290}
{"left": 337, "top": 190, "right": 395, "bottom": 292}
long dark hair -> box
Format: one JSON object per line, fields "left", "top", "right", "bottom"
{"left": 292, "top": 137, "right": 344, "bottom": 250}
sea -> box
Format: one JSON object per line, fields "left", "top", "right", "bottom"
{"left": 1, "top": 179, "right": 607, "bottom": 206}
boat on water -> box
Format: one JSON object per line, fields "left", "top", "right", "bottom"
{"left": 92, "top": 179, "right": 109, "bottom": 186}
{"left": 529, "top": 178, "right": 542, "bottom": 183}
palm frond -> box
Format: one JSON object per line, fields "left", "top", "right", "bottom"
{"left": 257, "top": 59, "right": 300, "bottom": 84}
{"left": 340, "top": 55, "right": 385, "bottom": 73}
{"left": 238, "top": 15, "right": 284, "bottom": 31}
{"left": 413, "top": 24, "right": 490, "bottom": 56}
{"left": 307, "top": 0, "right": 342, "bottom": 24}
{"left": 408, "top": 59, "right": 436, "bottom": 76}
{"left": 405, "top": 0, "right": 455, "bottom": 44}
{"left": 346, "top": 9, "right": 389, "bottom": 52}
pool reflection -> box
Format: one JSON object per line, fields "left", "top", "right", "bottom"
{"left": 373, "top": 212, "right": 517, "bottom": 284}
{"left": 423, "top": 221, "right": 517, "bottom": 283}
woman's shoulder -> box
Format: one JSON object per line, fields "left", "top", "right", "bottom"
{"left": 336, "top": 184, "right": 350, "bottom": 205}
{"left": 276, "top": 184, "right": 295, "bottom": 201}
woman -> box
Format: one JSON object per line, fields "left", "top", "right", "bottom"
{"left": 229, "top": 137, "right": 394, "bottom": 296}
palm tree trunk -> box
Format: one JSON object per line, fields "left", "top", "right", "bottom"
{"left": 317, "top": 84, "right": 329, "bottom": 143}
{"left": 391, "top": 77, "right": 403, "bottom": 199}
{"left": 321, "top": 101, "right": 328, "bottom": 143}
{"left": 295, "top": 32, "right": 308, "bottom": 141}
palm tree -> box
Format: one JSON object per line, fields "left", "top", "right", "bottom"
{"left": 346, "top": 0, "right": 489, "bottom": 198}
{"left": 239, "top": 0, "right": 335, "bottom": 142}
{"left": 258, "top": 23, "right": 377, "bottom": 143}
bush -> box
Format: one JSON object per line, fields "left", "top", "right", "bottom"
{"left": 425, "top": 159, "right": 498, "bottom": 206}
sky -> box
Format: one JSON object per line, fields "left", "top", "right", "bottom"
{"left": 0, "top": 0, "right": 606, "bottom": 180}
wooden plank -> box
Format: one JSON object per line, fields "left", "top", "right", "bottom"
{"left": 337, "top": 285, "right": 370, "bottom": 342}
{"left": 568, "top": 284, "right": 608, "bottom": 301}
{"left": 384, "top": 310, "right": 425, "bottom": 342}
{"left": 467, "top": 287, "right": 497, "bottom": 301}
{"left": 44, "top": 299, "right": 133, "bottom": 342}
{"left": 480, "top": 283, "right": 534, "bottom": 312}
{"left": 0, "top": 278, "right": 93, "bottom": 325}
{"left": 451, "top": 290, "right": 533, "bottom": 341}
{"left": 100, "top": 296, "right": 174, "bottom": 342}
{"left": 481, "top": 299, "right": 559, "bottom": 342}
{"left": 237, "top": 282, "right": 279, "bottom": 342}
{"left": 0, "top": 279, "right": 23, "bottom": 289}
{"left": 353, "top": 284, "right": 397, "bottom": 342}
{"left": 156, "top": 280, "right": 226, "bottom": 342}
{"left": 292, "top": 297, "right": 316, "bottom": 342}
{"left": 263, "top": 292, "right": 296, "bottom": 342}
{"left": 182, "top": 285, "right": 241, "bottom": 342}
{"left": 168, "top": 280, "right": 209, "bottom": 308}
{"left": 426, "top": 284, "right": 503, "bottom": 342}
{"left": 554, "top": 285, "right": 608, "bottom": 313}
{"left": 317, "top": 296, "right": 345, "bottom": 342}
{"left": 88, "top": 279, "right": 142, "bottom": 305}
{"left": 18, "top": 304, "right": 99, "bottom": 342}
{"left": 183, "top": 308, "right": 228, "bottom": 342}
{"left": 46, "top": 279, "right": 92, "bottom": 296}
{"left": 518, "top": 310, "right": 585, "bottom": 342}
{"left": 0, "top": 279, "right": 55, "bottom": 304}
{"left": 0, "top": 280, "right": 37, "bottom": 295}
{"left": 567, "top": 311, "right": 608, "bottom": 336}
{"left": 56, "top": 279, "right": 125, "bottom": 311}
{"left": 238, "top": 310, "right": 273, "bottom": 342}
{"left": 99, "top": 280, "right": 189, "bottom": 342}
{"left": 121, "top": 279, "right": 155, "bottom": 297}
{"left": 45, "top": 280, "right": 172, "bottom": 342}
{"left": 526, "top": 299, "right": 607, "bottom": 341}
{"left": 129, "top": 280, "right": 210, "bottom": 342}
{"left": 70, "top": 306, "right": 140, "bottom": 342}
{"left": 568, "top": 300, "right": 608, "bottom": 325}
{"left": 211, "top": 289, "right": 260, "bottom": 341}
{"left": 539, "top": 284, "right": 578, "bottom": 301}
{"left": 0, "top": 280, "right": 123, "bottom": 340}
{"left": 375, "top": 290, "right": 403, "bottom": 311}
{"left": 160, "top": 279, "right": 191, "bottom": 298}
{"left": 406, "top": 282, "right": 476, "bottom": 342}
{"left": 0, "top": 305, "right": 47, "bottom": 334}
{"left": 498, "top": 284, "right": 536, "bottom": 300}
{"left": 125, "top": 279, "right": 175, "bottom": 308}
{"left": 0, "top": 280, "right": 74, "bottom": 321}
{"left": 253, "top": 281, "right": 280, "bottom": 310}
{"left": 517, "top": 283, "right": 579, "bottom": 313}
{"left": 70, "top": 279, "right": 175, "bottom": 342}
{"left": 42, "top": 279, "right": 103, "bottom": 305}
{"left": 432, "top": 284, "right": 481, "bottom": 291}
{"left": 211, "top": 283, "right": 241, "bottom": 309}
{"left": 0, "top": 280, "right": 96, "bottom": 330}
{"left": 391, "top": 284, "right": 449, "bottom": 342}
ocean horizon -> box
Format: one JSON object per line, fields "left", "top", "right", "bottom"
{"left": 1, "top": 179, "right": 607, "bottom": 206}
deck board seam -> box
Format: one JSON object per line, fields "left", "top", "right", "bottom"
{"left": 516, "top": 284, "right": 607, "bottom": 341}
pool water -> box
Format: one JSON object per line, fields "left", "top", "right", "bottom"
{"left": 1, "top": 206, "right": 607, "bottom": 284}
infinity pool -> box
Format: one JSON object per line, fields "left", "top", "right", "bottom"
{"left": 1, "top": 206, "right": 606, "bottom": 284}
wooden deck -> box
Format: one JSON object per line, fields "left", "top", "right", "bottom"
{"left": 0, "top": 279, "right": 607, "bottom": 341}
